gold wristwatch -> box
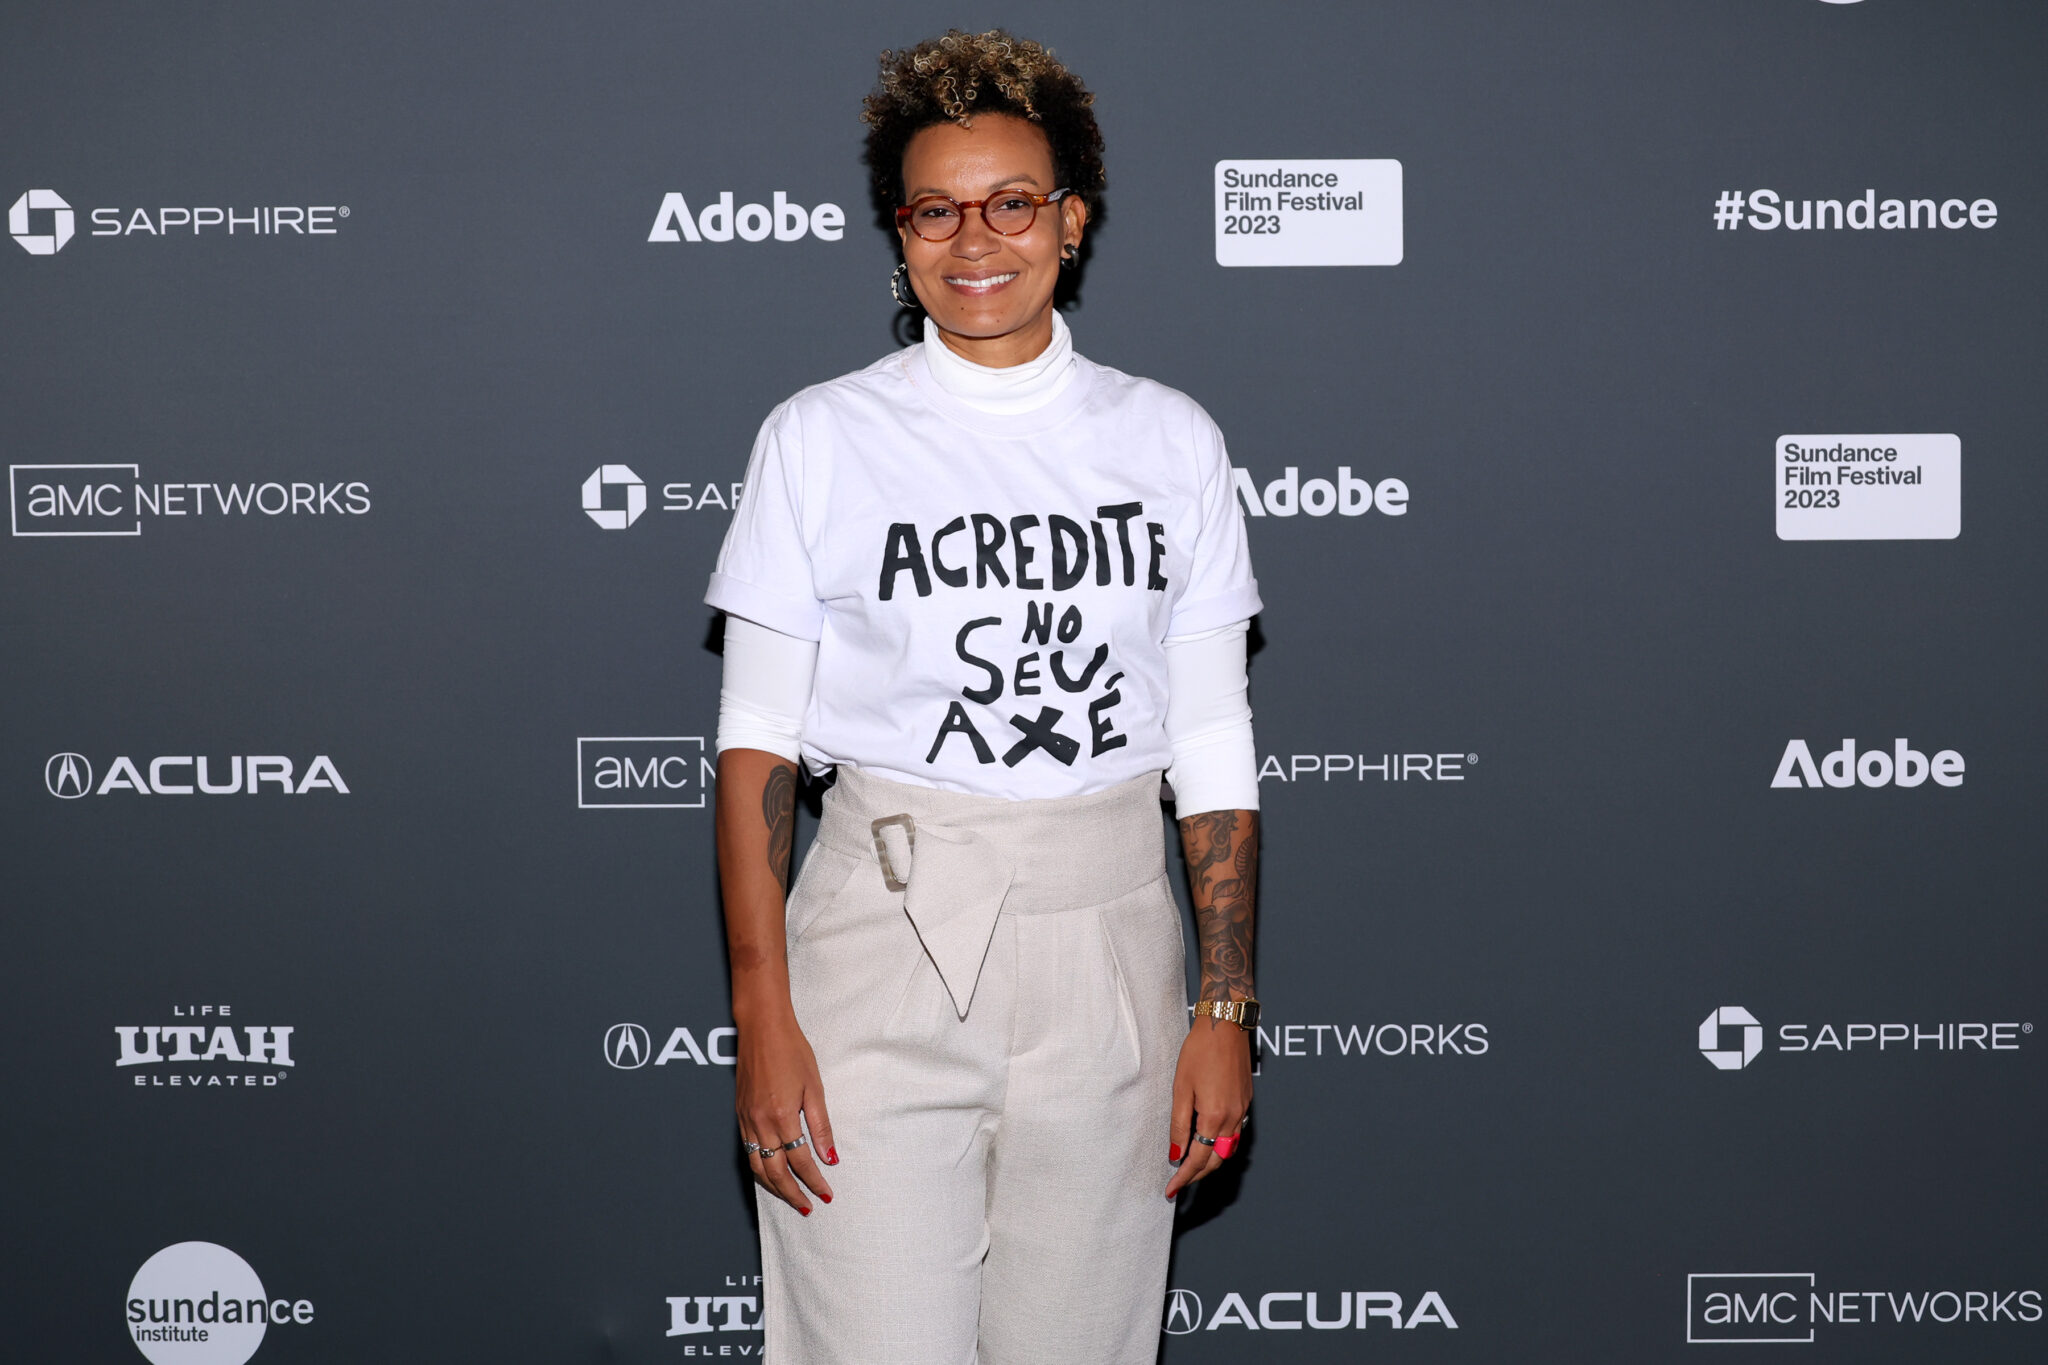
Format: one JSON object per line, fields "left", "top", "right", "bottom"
{"left": 1192, "top": 998, "right": 1261, "bottom": 1030}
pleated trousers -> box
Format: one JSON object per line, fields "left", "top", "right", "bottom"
{"left": 758, "top": 765, "right": 1187, "bottom": 1365}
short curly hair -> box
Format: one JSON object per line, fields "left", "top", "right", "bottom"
{"left": 861, "top": 29, "right": 1106, "bottom": 235}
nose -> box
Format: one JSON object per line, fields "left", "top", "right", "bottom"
{"left": 949, "top": 211, "right": 1003, "bottom": 259}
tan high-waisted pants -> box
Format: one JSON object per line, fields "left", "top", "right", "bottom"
{"left": 758, "top": 765, "right": 1186, "bottom": 1364}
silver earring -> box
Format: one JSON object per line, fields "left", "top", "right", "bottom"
{"left": 890, "top": 262, "right": 919, "bottom": 308}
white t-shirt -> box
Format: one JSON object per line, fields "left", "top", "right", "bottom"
{"left": 705, "top": 339, "right": 1262, "bottom": 801}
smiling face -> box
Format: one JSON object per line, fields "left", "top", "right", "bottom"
{"left": 897, "top": 113, "right": 1088, "bottom": 368}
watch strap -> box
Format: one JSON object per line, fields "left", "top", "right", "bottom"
{"left": 1193, "top": 999, "right": 1260, "bottom": 1029}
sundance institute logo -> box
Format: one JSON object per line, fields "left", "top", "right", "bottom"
{"left": 126, "top": 1241, "right": 313, "bottom": 1365}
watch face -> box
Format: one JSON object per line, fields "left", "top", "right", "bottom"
{"left": 1240, "top": 1002, "right": 1261, "bottom": 1030}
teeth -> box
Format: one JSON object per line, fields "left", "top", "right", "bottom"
{"left": 945, "top": 272, "right": 1017, "bottom": 287}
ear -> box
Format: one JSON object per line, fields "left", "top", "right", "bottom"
{"left": 1061, "top": 194, "right": 1089, "bottom": 251}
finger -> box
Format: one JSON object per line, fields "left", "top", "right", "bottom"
{"left": 805, "top": 1081, "right": 839, "bottom": 1169}
{"left": 1165, "top": 1139, "right": 1214, "bottom": 1198}
{"left": 1171, "top": 1108, "right": 1233, "bottom": 1196}
{"left": 756, "top": 1143, "right": 812, "bottom": 1214}
{"left": 748, "top": 1105, "right": 814, "bottom": 1214}
{"left": 1165, "top": 1121, "right": 1219, "bottom": 1198}
{"left": 786, "top": 1139, "right": 834, "bottom": 1205}
{"left": 737, "top": 1114, "right": 772, "bottom": 1191}
{"left": 1167, "top": 1077, "right": 1193, "bottom": 1168}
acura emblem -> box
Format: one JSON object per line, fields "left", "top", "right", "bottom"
{"left": 45, "top": 752, "right": 91, "bottom": 798}
{"left": 605, "top": 1022, "right": 651, "bottom": 1069}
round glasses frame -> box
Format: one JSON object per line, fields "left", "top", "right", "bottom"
{"left": 895, "top": 187, "right": 1075, "bottom": 242}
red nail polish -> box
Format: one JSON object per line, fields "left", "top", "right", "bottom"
{"left": 820, "top": 1192, "right": 833, "bottom": 1204}
{"left": 1169, "top": 1143, "right": 1182, "bottom": 1163}
{"left": 826, "top": 1147, "right": 838, "bottom": 1165}
{"left": 797, "top": 1207, "right": 811, "bottom": 1217}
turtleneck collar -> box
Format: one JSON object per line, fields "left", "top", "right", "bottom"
{"left": 920, "top": 311, "right": 1078, "bottom": 415}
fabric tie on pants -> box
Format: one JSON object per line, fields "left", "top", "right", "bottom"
{"left": 872, "top": 813, "right": 1016, "bottom": 1019}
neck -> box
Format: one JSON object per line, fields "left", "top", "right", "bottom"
{"left": 920, "top": 310, "right": 1077, "bottom": 416}
{"left": 929, "top": 306, "right": 1056, "bottom": 368}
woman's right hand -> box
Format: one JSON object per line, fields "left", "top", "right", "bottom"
{"left": 735, "top": 1008, "right": 837, "bottom": 1214}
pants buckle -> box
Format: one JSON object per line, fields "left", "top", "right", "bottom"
{"left": 870, "top": 813, "right": 917, "bottom": 891}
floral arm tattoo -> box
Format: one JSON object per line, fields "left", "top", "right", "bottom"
{"left": 1178, "top": 809, "right": 1258, "bottom": 1003}
{"left": 762, "top": 762, "right": 796, "bottom": 894}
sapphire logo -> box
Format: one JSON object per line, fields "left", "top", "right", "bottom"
{"left": 605, "top": 1023, "right": 652, "bottom": 1069}
{"left": 1700, "top": 1006, "right": 1763, "bottom": 1070}
{"left": 1163, "top": 1289, "right": 1203, "bottom": 1335}
{"left": 45, "top": 752, "right": 92, "bottom": 797}
{"left": 582, "top": 464, "right": 646, "bottom": 530}
{"left": 9, "top": 189, "right": 74, "bottom": 254}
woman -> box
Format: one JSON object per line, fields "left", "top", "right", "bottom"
{"left": 706, "top": 29, "right": 1262, "bottom": 1364}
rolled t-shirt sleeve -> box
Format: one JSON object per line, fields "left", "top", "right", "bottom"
{"left": 704, "top": 401, "right": 827, "bottom": 641}
{"left": 1166, "top": 406, "right": 1263, "bottom": 637}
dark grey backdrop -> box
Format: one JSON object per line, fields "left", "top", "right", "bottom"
{"left": 4, "top": 2, "right": 2042, "bottom": 1361}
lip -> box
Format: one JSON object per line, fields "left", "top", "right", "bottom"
{"left": 940, "top": 270, "right": 1019, "bottom": 296}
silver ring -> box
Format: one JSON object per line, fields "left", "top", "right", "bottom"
{"left": 779, "top": 1135, "right": 809, "bottom": 1153}
{"left": 1193, "top": 1134, "right": 1217, "bottom": 1147}
{"left": 741, "top": 1140, "right": 762, "bottom": 1156}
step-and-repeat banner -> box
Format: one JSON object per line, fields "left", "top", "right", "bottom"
{"left": 5, "top": 2, "right": 2042, "bottom": 1361}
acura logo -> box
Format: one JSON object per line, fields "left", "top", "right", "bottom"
{"left": 45, "top": 752, "right": 92, "bottom": 798}
{"left": 10, "top": 189, "right": 74, "bottom": 255}
{"left": 1163, "top": 1288, "right": 1203, "bottom": 1335}
{"left": 1700, "top": 1005, "right": 1764, "bottom": 1070}
{"left": 582, "top": 464, "right": 646, "bottom": 530}
{"left": 605, "top": 1022, "right": 651, "bottom": 1069}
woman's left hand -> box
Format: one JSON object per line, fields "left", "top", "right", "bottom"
{"left": 1164, "top": 1015, "right": 1253, "bottom": 1198}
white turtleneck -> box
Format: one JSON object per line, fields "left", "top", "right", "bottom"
{"left": 918, "top": 310, "right": 1078, "bottom": 413}
{"left": 715, "top": 315, "right": 1259, "bottom": 816}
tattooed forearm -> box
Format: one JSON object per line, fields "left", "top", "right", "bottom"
{"left": 1179, "top": 809, "right": 1258, "bottom": 1004}
{"left": 761, "top": 762, "right": 796, "bottom": 894}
